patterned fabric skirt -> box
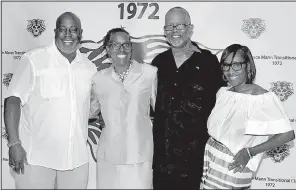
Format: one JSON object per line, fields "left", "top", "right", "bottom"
{"left": 200, "top": 137, "right": 253, "bottom": 189}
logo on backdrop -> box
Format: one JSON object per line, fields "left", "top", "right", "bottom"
{"left": 27, "top": 19, "right": 46, "bottom": 38}
{"left": 241, "top": 18, "right": 266, "bottom": 39}
{"left": 266, "top": 144, "right": 290, "bottom": 163}
{"left": 2, "top": 127, "right": 8, "bottom": 141}
{"left": 270, "top": 81, "right": 294, "bottom": 102}
{"left": 2, "top": 73, "right": 13, "bottom": 87}
{"left": 81, "top": 34, "right": 223, "bottom": 162}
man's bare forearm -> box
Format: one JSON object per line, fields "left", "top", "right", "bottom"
{"left": 4, "top": 96, "right": 21, "bottom": 143}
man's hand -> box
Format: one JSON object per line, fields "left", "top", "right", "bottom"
{"left": 9, "top": 144, "right": 28, "bottom": 174}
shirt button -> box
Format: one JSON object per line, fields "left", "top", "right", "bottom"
{"left": 176, "top": 70, "right": 178, "bottom": 73}
{"left": 174, "top": 83, "right": 177, "bottom": 86}
{"left": 171, "top": 97, "right": 174, "bottom": 100}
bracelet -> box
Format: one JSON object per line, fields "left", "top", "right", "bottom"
{"left": 7, "top": 140, "right": 22, "bottom": 148}
{"left": 246, "top": 148, "right": 252, "bottom": 159}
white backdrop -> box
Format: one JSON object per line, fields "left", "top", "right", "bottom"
{"left": 1, "top": 1, "right": 296, "bottom": 189}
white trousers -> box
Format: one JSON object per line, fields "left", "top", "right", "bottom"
{"left": 96, "top": 159, "right": 153, "bottom": 189}
{"left": 14, "top": 163, "right": 89, "bottom": 189}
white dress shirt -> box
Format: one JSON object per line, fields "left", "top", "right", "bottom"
{"left": 91, "top": 60, "right": 157, "bottom": 164}
{"left": 207, "top": 87, "right": 293, "bottom": 171}
{"left": 5, "top": 42, "right": 97, "bottom": 170}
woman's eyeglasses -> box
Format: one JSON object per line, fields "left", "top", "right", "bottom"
{"left": 221, "top": 62, "right": 246, "bottom": 71}
{"left": 108, "top": 42, "right": 132, "bottom": 50}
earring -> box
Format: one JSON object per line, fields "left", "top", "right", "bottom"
{"left": 222, "top": 75, "right": 228, "bottom": 81}
{"left": 105, "top": 49, "right": 110, "bottom": 58}
{"left": 248, "top": 72, "right": 251, "bottom": 81}
{"left": 247, "top": 65, "right": 251, "bottom": 81}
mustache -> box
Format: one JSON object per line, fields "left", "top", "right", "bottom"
{"left": 55, "top": 33, "right": 82, "bottom": 42}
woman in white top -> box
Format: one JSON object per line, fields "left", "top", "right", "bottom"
{"left": 200, "top": 44, "right": 295, "bottom": 189}
{"left": 90, "top": 28, "right": 157, "bottom": 189}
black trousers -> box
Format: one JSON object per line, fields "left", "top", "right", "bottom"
{"left": 153, "top": 168, "right": 201, "bottom": 190}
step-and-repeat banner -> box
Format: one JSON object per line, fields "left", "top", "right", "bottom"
{"left": 1, "top": 1, "right": 296, "bottom": 189}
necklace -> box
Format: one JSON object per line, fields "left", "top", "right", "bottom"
{"left": 114, "top": 62, "right": 133, "bottom": 82}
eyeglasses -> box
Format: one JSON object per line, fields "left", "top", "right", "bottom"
{"left": 108, "top": 42, "right": 132, "bottom": 50}
{"left": 58, "top": 27, "right": 79, "bottom": 35}
{"left": 221, "top": 62, "right": 246, "bottom": 71}
{"left": 163, "top": 23, "right": 190, "bottom": 31}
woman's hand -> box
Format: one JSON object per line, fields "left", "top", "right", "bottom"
{"left": 228, "top": 148, "right": 251, "bottom": 173}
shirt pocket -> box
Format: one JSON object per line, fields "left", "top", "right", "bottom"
{"left": 74, "top": 70, "right": 93, "bottom": 97}
{"left": 39, "top": 69, "right": 66, "bottom": 98}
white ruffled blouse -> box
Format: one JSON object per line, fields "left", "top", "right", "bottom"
{"left": 207, "top": 87, "right": 293, "bottom": 171}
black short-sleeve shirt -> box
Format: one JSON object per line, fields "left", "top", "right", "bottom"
{"left": 151, "top": 44, "right": 225, "bottom": 175}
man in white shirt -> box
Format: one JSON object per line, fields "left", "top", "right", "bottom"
{"left": 4, "top": 12, "right": 97, "bottom": 189}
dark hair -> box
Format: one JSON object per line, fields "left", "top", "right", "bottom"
{"left": 220, "top": 44, "right": 256, "bottom": 84}
{"left": 103, "top": 27, "right": 130, "bottom": 48}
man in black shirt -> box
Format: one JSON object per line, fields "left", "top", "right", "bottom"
{"left": 151, "top": 6, "right": 225, "bottom": 189}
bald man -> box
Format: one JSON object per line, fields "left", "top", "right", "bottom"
{"left": 4, "top": 12, "right": 97, "bottom": 189}
{"left": 151, "top": 7, "right": 225, "bottom": 189}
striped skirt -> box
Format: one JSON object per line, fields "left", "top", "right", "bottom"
{"left": 200, "top": 137, "right": 253, "bottom": 189}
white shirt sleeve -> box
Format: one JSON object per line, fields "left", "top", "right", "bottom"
{"left": 89, "top": 81, "right": 101, "bottom": 118}
{"left": 150, "top": 68, "right": 158, "bottom": 112}
{"left": 245, "top": 93, "right": 293, "bottom": 135}
{"left": 5, "top": 55, "right": 34, "bottom": 106}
